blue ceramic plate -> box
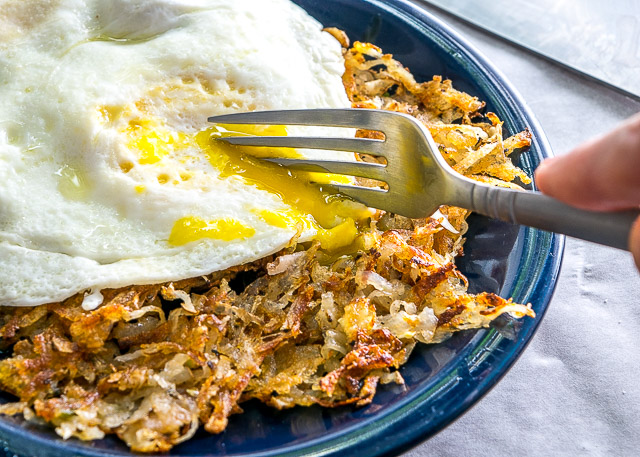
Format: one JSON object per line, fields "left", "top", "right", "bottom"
{"left": 0, "top": 1, "right": 562, "bottom": 456}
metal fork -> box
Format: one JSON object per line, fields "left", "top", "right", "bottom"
{"left": 208, "top": 108, "right": 639, "bottom": 250}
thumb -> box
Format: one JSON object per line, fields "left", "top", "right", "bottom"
{"left": 631, "top": 217, "right": 640, "bottom": 270}
{"left": 535, "top": 113, "right": 640, "bottom": 212}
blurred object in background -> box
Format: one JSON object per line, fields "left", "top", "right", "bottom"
{"left": 420, "top": 0, "right": 640, "bottom": 100}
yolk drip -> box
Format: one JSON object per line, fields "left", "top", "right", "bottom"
{"left": 169, "top": 216, "right": 255, "bottom": 246}
{"left": 256, "top": 209, "right": 315, "bottom": 232}
{"left": 315, "top": 217, "right": 359, "bottom": 251}
{"left": 196, "top": 124, "right": 370, "bottom": 250}
{"left": 256, "top": 209, "right": 359, "bottom": 251}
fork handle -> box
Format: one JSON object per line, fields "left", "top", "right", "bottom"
{"left": 466, "top": 185, "right": 639, "bottom": 250}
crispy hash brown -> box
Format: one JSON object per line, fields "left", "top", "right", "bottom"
{"left": 0, "top": 38, "right": 534, "bottom": 453}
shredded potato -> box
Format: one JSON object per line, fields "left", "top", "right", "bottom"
{"left": 0, "top": 38, "right": 534, "bottom": 453}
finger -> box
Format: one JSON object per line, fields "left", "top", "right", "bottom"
{"left": 631, "top": 216, "right": 640, "bottom": 270}
{"left": 535, "top": 113, "right": 640, "bottom": 211}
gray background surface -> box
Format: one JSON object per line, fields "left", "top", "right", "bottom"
{"left": 422, "top": 0, "right": 640, "bottom": 99}
{"left": 403, "top": 4, "right": 640, "bottom": 457}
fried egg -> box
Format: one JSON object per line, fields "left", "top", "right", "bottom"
{"left": 0, "top": 0, "right": 369, "bottom": 308}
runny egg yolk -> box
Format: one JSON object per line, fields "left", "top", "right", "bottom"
{"left": 125, "top": 120, "right": 370, "bottom": 250}
{"left": 169, "top": 216, "right": 256, "bottom": 245}
{"left": 255, "top": 209, "right": 360, "bottom": 251}
{"left": 196, "top": 124, "right": 371, "bottom": 250}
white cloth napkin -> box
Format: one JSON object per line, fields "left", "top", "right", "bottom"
{"left": 404, "top": 5, "right": 640, "bottom": 457}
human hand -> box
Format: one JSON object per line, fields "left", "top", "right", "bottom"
{"left": 535, "top": 112, "right": 640, "bottom": 270}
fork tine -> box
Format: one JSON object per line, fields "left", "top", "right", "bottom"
{"left": 263, "top": 158, "right": 386, "bottom": 181}
{"left": 217, "top": 136, "right": 386, "bottom": 157}
{"left": 333, "top": 184, "right": 391, "bottom": 212}
{"left": 208, "top": 108, "right": 392, "bottom": 131}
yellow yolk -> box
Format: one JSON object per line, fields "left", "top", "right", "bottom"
{"left": 314, "top": 217, "right": 359, "bottom": 251}
{"left": 169, "top": 216, "right": 255, "bottom": 246}
{"left": 256, "top": 208, "right": 315, "bottom": 232}
{"left": 256, "top": 210, "right": 358, "bottom": 250}
{"left": 122, "top": 119, "right": 370, "bottom": 251}
{"left": 196, "top": 125, "right": 370, "bottom": 244}
{"left": 128, "top": 119, "right": 190, "bottom": 164}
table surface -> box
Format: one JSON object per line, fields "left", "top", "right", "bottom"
{"left": 403, "top": 4, "right": 640, "bottom": 457}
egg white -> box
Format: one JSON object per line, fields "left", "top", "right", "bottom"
{"left": 0, "top": 0, "right": 356, "bottom": 307}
